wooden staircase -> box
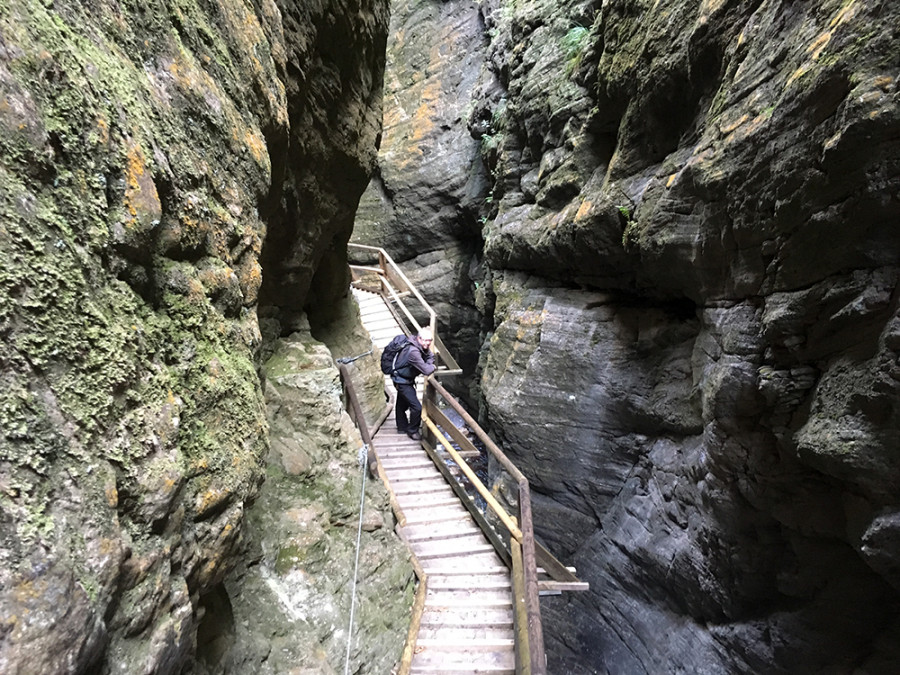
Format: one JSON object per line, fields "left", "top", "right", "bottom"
{"left": 347, "top": 246, "right": 586, "bottom": 674}
{"left": 353, "top": 287, "right": 516, "bottom": 673}
{"left": 380, "top": 426, "right": 516, "bottom": 673}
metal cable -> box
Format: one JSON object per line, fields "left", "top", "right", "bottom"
{"left": 344, "top": 444, "right": 369, "bottom": 675}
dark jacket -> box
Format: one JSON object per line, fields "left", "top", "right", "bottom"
{"left": 391, "top": 338, "right": 435, "bottom": 384}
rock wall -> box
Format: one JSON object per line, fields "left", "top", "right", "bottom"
{"left": 359, "top": 0, "right": 900, "bottom": 671}
{"left": 218, "top": 323, "right": 412, "bottom": 675}
{"left": 353, "top": 0, "right": 493, "bottom": 379}
{"left": 0, "top": 0, "right": 396, "bottom": 672}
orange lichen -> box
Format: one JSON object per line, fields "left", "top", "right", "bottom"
{"left": 244, "top": 129, "right": 266, "bottom": 164}
{"left": 96, "top": 117, "right": 109, "bottom": 145}
{"left": 575, "top": 199, "right": 593, "bottom": 221}
{"left": 830, "top": 0, "right": 857, "bottom": 29}
{"left": 122, "top": 143, "right": 161, "bottom": 227}
{"left": 195, "top": 487, "right": 228, "bottom": 517}
{"left": 719, "top": 113, "right": 749, "bottom": 135}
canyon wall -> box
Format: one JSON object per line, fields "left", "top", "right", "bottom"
{"left": 356, "top": 0, "right": 900, "bottom": 671}
{"left": 0, "top": 0, "right": 408, "bottom": 672}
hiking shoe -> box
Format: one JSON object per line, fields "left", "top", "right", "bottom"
{"left": 407, "top": 431, "right": 421, "bottom": 441}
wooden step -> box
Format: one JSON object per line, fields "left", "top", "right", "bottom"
{"left": 377, "top": 448, "right": 426, "bottom": 459}
{"left": 422, "top": 565, "right": 509, "bottom": 577}
{"left": 420, "top": 552, "right": 506, "bottom": 572}
{"left": 410, "top": 643, "right": 515, "bottom": 673}
{"left": 415, "top": 638, "right": 515, "bottom": 652}
{"left": 417, "top": 625, "right": 515, "bottom": 641}
{"left": 412, "top": 538, "right": 496, "bottom": 560}
{"left": 420, "top": 606, "right": 515, "bottom": 628}
{"left": 391, "top": 479, "right": 452, "bottom": 496}
{"left": 359, "top": 316, "right": 400, "bottom": 330}
{"left": 380, "top": 456, "right": 435, "bottom": 470}
{"left": 402, "top": 520, "right": 480, "bottom": 542}
{"left": 378, "top": 438, "right": 426, "bottom": 450}
{"left": 396, "top": 494, "right": 461, "bottom": 511}
{"left": 404, "top": 508, "right": 473, "bottom": 527}
{"left": 383, "top": 466, "right": 442, "bottom": 481}
{"left": 426, "top": 585, "right": 512, "bottom": 603}
{"left": 427, "top": 575, "right": 511, "bottom": 591}
{"left": 423, "top": 594, "right": 513, "bottom": 609}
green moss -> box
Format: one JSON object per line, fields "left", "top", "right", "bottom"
{"left": 274, "top": 543, "right": 304, "bottom": 574}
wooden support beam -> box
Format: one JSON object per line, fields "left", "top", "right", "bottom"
{"left": 537, "top": 581, "right": 590, "bottom": 593}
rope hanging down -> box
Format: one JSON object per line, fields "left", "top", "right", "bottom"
{"left": 344, "top": 443, "right": 370, "bottom": 675}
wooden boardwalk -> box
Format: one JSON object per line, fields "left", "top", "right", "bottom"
{"left": 353, "top": 288, "right": 516, "bottom": 674}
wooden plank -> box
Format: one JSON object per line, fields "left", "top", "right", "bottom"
{"left": 422, "top": 565, "right": 509, "bottom": 577}
{"left": 425, "top": 403, "right": 483, "bottom": 462}
{"left": 511, "top": 540, "right": 530, "bottom": 675}
{"left": 518, "top": 484, "right": 545, "bottom": 675}
{"left": 420, "top": 436, "right": 512, "bottom": 569}
{"left": 412, "top": 539, "right": 495, "bottom": 560}
{"left": 383, "top": 467, "right": 443, "bottom": 481}
{"left": 420, "top": 552, "right": 506, "bottom": 572}
{"left": 380, "top": 457, "right": 436, "bottom": 469}
{"left": 418, "top": 625, "right": 515, "bottom": 641}
{"left": 406, "top": 510, "right": 469, "bottom": 525}
{"left": 420, "top": 606, "right": 514, "bottom": 625}
{"left": 423, "top": 595, "right": 513, "bottom": 609}
{"left": 537, "top": 581, "right": 589, "bottom": 593}
{"left": 398, "top": 566, "right": 427, "bottom": 675}
{"left": 428, "top": 577, "right": 511, "bottom": 591}
{"left": 415, "top": 638, "right": 515, "bottom": 651}
{"left": 534, "top": 540, "right": 580, "bottom": 583}
{"left": 397, "top": 497, "right": 462, "bottom": 512}
{"left": 392, "top": 481, "right": 454, "bottom": 496}
{"left": 403, "top": 525, "right": 481, "bottom": 544}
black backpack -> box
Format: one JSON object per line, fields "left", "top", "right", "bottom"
{"left": 380, "top": 335, "right": 411, "bottom": 375}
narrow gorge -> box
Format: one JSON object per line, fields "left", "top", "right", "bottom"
{"left": 2, "top": 0, "right": 898, "bottom": 673}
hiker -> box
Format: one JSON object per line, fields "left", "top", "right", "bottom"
{"left": 390, "top": 327, "right": 435, "bottom": 440}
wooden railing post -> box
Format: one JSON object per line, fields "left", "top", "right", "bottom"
{"left": 518, "top": 482, "right": 545, "bottom": 674}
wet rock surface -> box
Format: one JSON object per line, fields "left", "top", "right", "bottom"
{"left": 0, "top": 0, "right": 390, "bottom": 672}
{"left": 361, "top": 0, "right": 900, "bottom": 671}
{"left": 352, "top": 0, "right": 492, "bottom": 380}
{"left": 211, "top": 325, "right": 412, "bottom": 675}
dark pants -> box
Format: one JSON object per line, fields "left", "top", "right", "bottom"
{"left": 394, "top": 381, "right": 421, "bottom": 432}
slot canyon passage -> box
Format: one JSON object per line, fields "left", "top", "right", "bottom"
{"left": 0, "top": 0, "right": 898, "bottom": 673}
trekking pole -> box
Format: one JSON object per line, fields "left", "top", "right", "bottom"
{"left": 335, "top": 350, "right": 373, "bottom": 365}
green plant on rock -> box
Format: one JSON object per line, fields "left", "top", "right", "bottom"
{"left": 562, "top": 25, "right": 590, "bottom": 77}
{"left": 481, "top": 133, "right": 500, "bottom": 155}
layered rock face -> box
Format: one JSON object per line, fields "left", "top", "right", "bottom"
{"left": 0, "top": 0, "right": 399, "bottom": 672}
{"left": 358, "top": 0, "right": 900, "bottom": 671}
{"left": 353, "top": 0, "right": 493, "bottom": 378}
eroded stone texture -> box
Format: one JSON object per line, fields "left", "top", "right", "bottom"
{"left": 0, "top": 0, "right": 390, "bottom": 672}
{"left": 364, "top": 0, "right": 900, "bottom": 671}
{"left": 352, "top": 0, "right": 494, "bottom": 379}
{"left": 211, "top": 324, "right": 412, "bottom": 675}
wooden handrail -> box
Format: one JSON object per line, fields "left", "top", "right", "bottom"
{"left": 346, "top": 242, "right": 587, "bottom": 675}
{"left": 423, "top": 416, "right": 524, "bottom": 541}
{"left": 421, "top": 376, "right": 547, "bottom": 675}
{"left": 348, "top": 243, "right": 461, "bottom": 374}
{"left": 336, "top": 362, "right": 425, "bottom": 673}
{"left": 427, "top": 377, "right": 526, "bottom": 482}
